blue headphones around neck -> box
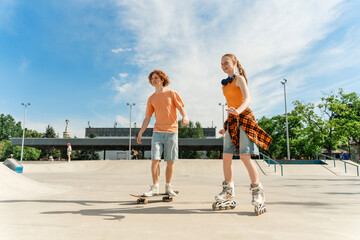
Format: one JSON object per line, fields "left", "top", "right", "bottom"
{"left": 221, "top": 74, "right": 237, "bottom": 86}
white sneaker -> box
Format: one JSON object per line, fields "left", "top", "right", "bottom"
{"left": 215, "top": 180, "right": 235, "bottom": 202}
{"left": 165, "top": 184, "right": 177, "bottom": 196}
{"left": 143, "top": 185, "right": 159, "bottom": 197}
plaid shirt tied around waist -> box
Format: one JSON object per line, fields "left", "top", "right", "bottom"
{"left": 224, "top": 108, "right": 272, "bottom": 151}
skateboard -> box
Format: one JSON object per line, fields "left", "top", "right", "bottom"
{"left": 130, "top": 191, "right": 179, "bottom": 204}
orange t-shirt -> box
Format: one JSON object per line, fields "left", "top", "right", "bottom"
{"left": 222, "top": 76, "right": 244, "bottom": 108}
{"left": 145, "top": 89, "right": 184, "bottom": 133}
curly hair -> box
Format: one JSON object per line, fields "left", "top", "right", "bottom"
{"left": 148, "top": 70, "right": 170, "bottom": 87}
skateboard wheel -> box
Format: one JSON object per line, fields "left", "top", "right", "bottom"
{"left": 162, "top": 197, "right": 166, "bottom": 202}
{"left": 225, "top": 206, "right": 229, "bottom": 210}
{"left": 136, "top": 199, "right": 141, "bottom": 204}
{"left": 143, "top": 199, "right": 148, "bottom": 204}
{"left": 218, "top": 206, "right": 223, "bottom": 211}
{"left": 168, "top": 197, "right": 173, "bottom": 202}
{"left": 230, "top": 206, "right": 235, "bottom": 209}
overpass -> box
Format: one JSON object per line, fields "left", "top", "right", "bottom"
{"left": 10, "top": 138, "right": 223, "bottom": 158}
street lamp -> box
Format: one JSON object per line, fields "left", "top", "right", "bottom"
{"left": 219, "top": 103, "right": 227, "bottom": 126}
{"left": 219, "top": 103, "right": 227, "bottom": 144}
{"left": 127, "top": 103, "right": 135, "bottom": 160}
{"left": 281, "top": 79, "right": 291, "bottom": 160}
{"left": 20, "top": 102, "right": 30, "bottom": 161}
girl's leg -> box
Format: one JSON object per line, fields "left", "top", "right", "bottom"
{"left": 151, "top": 160, "right": 160, "bottom": 184}
{"left": 240, "top": 154, "right": 259, "bottom": 183}
{"left": 165, "top": 161, "right": 175, "bottom": 183}
{"left": 223, "top": 153, "right": 233, "bottom": 183}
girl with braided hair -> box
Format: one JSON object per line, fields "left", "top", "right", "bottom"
{"left": 212, "top": 54, "right": 271, "bottom": 215}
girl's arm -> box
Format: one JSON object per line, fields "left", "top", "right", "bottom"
{"left": 228, "top": 75, "right": 251, "bottom": 115}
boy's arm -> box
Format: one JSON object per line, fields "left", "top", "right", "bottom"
{"left": 137, "top": 116, "right": 151, "bottom": 144}
{"left": 179, "top": 107, "right": 189, "bottom": 126}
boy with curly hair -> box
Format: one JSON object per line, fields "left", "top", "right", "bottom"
{"left": 137, "top": 70, "right": 188, "bottom": 196}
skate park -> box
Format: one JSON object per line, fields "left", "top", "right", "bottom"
{"left": 2, "top": 1, "right": 360, "bottom": 240}
{"left": 1, "top": 158, "right": 360, "bottom": 240}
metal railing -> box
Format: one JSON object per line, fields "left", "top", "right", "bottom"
{"left": 259, "top": 153, "right": 283, "bottom": 176}
{"left": 316, "top": 152, "right": 359, "bottom": 176}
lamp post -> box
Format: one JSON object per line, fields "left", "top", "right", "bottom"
{"left": 219, "top": 103, "right": 227, "bottom": 126}
{"left": 219, "top": 103, "right": 227, "bottom": 145}
{"left": 20, "top": 102, "right": 30, "bottom": 161}
{"left": 281, "top": 79, "right": 291, "bottom": 160}
{"left": 127, "top": 103, "right": 135, "bottom": 160}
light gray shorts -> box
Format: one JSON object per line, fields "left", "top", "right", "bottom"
{"left": 223, "top": 126, "right": 259, "bottom": 155}
{"left": 151, "top": 132, "right": 178, "bottom": 162}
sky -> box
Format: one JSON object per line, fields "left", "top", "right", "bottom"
{"left": 0, "top": 0, "right": 359, "bottom": 138}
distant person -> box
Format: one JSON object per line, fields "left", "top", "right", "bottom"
{"left": 67, "top": 143, "right": 72, "bottom": 162}
{"left": 131, "top": 149, "right": 138, "bottom": 160}
{"left": 10, "top": 154, "right": 14, "bottom": 159}
{"left": 214, "top": 53, "right": 271, "bottom": 215}
{"left": 137, "top": 70, "right": 188, "bottom": 197}
{"left": 344, "top": 152, "right": 350, "bottom": 160}
{"left": 339, "top": 152, "right": 344, "bottom": 160}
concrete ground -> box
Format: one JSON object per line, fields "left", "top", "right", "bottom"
{"left": 1, "top": 159, "right": 360, "bottom": 240}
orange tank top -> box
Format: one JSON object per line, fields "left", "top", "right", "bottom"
{"left": 222, "top": 75, "right": 244, "bottom": 108}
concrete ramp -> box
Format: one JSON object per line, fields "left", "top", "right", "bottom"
{"left": 0, "top": 164, "right": 69, "bottom": 200}
{"left": 3, "top": 158, "right": 23, "bottom": 173}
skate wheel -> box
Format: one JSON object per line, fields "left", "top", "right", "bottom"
{"left": 168, "top": 197, "right": 173, "bottom": 202}
{"left": 143, "top": 199, "right": 148, "bottom": 204}
{"left": 230, "top": 206, "right": 235, "bottom": 209}
{"left": 212, "top": 202, "right": 218, "bottom": 211}
{"left": 136, "top": 199, "right": 141, "bottom": 204}
{"left": 162, "top": 197, "right": 166, "bottom": 202}
{"left": 225, "top": 206, "right": 229, "bottom": 210}
{"left": 218, "top": 206, "right": 224, "bottom": 211}
{"left": 254, "top": 207, "right": 259, "bottom": 216}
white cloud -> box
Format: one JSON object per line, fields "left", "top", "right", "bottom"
{"left": 0, "top": 0, "right": 16, "bottom": 30}
{"left": 111, "top": 48, "right": 132, "bottom": 53}
{"left": 114, "top": 0, "right": 345, "bottom": 131}
{"left": 116, "top": 115, "right": 129, "bottom": 127}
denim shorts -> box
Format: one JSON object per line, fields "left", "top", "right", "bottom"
{"left": 223, "top": 126, "right": 259, "bottom": 155}
{"left": 151, "top": 132, "right": 178, "bottom": 161}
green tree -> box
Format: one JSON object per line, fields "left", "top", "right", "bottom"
{"left": 0, "top": 140, "right": 41, "bottom": 160}
{"left": 43, "top": 125, "right": 57, "bottom": 138}
{"left": 0, "top": 114, "right": 23, "bottom": 141}
{"left": 178, "top": 120, "right": 205, "bottom": 159}
{"left": 293, "top": 90, "right": 350, "bottom": 156}
{"left": 72, "top": 150, "right": 100, "bottom": 160}
{"left": 330, "top": 89, "right": 360, "bottom": 149}
{"left": 25, "top": 129, "right": 43, "bottom": 138}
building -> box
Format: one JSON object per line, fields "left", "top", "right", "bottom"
{"left": 85, "top": 127, "right": 217, "bottom": 159}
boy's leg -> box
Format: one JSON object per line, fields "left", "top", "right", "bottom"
{"left": 151, "top": 160, "right": 161, "bottom": 184}
{"left": 165, "top": 161, "right": 174, "bottom": 183}
{"left": 164, "top": 133, "right": 178, "bottom": 196}
{"left": 150, "top": 132, "right": 163, "bottom": 185}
